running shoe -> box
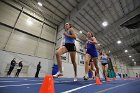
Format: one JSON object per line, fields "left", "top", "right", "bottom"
{"left": 74, "top": 77, "right": 78, "bottom": 82}
{"left": 53, "top": 71, "right": 63, "bottom": 78}
{"left": 83, "top": 76, "right": 88, "bottom": 80}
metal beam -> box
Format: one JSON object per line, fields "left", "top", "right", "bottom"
{"left": 117, "top": 52, "right": 140, "bottom": 57}
{"left": 44, "top": 0, "right": 67, "bottom": 16}
{"left": 106, "top": 30, "right": 140, "bottom": 52}
{"left": 55, "top": 0, "right": 71, "bottom": 12}
{"left": 96, "top": 6, "right": 140, "bottom": 39}
{"left": 58, "top": 0, "right": 91, "bottom": 29}
{"left": 65, "top": 0, "right": 75, "bottom": 8}
{"left": 79, "top": 12, "right": 98, "bottom": 33}
{"left": 111, "top": 47, "right": 135, "bottom": 55}
{"left": 11, "top": 0, "right": 59, "bottom": 25}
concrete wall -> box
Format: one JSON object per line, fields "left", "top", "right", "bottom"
{"left": 127, "top": 66, "right": 140, "bottom": 77}
{"left": 0, "top": 1, "right": 56, "bottom": 77}
{"left": 0, "top": 1, "right": 57, "bottom": 59}
{"left": 0, "top": 50, "right": 53, "bottom": 77}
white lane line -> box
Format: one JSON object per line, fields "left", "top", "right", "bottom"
{"left": 0, "top": 83, "right": 42, "bottom": 88}
{"left": 0, "top": 81, "right": 19, "bottom": 82}
{"left": 30, "top": 80, "right": 43, "bottom": 81}
{"left": 61, "top": 83, "right": 95, "bottom": 93}
{"left": 61, "top": 81, "right": 106, "bottom": 93}
{"left": 0, "top": 80, "right": 43, "bottom": 83}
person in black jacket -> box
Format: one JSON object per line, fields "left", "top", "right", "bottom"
{"left": 15, "top": 61, "right": 23, "bottom": 77}
{"left": 35, "top": 62, "right": 41, "bottom": 78}
{"left": 136, "top": 73, "right": 138, "bottom": 78}
{"left": 7, "top": 58, "right": 16, "bottom": 77}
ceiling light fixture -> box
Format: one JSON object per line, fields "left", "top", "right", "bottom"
{"left": 38, "top": 2, "right": 42, "bottom": 6}
{"left": 134, "top": 62, "right": 136, "bottom": 65}
{"left": 98, "top": 44, "right": 101, "bottom": 46}
{"left": 117, "top": 40, "right": 122, "bottom": 44}
{"left": 129, "top": 55, "right": 132, "bottom": 58}
{"left": 79, "top": 31, "right": 82, "bottom": 34}
{"left": 102, "top": 21, "right": 108, "bottom": 27}
{"left": 124, "top": 50, "right": 128, "bottom": 53}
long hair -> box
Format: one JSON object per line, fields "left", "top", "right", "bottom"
{"left": 88, "top": 32, "right": 94, "bottom": 37}
{"left": 69, "top": 23, "right": 73, "bottom": 28}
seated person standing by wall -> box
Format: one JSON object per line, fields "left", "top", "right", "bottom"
{"left": 7, "top": 58, "right": 16, "bottom": 77}
{"left": 136, "top": 73, "right": 138, "bottom": 78}
{"left": 15, "top": 61, "right": 23, "bottom": 77}
{"left": 35, "top": 62, "right": 41, "bottom": 78}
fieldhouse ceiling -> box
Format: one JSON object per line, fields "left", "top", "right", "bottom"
{"left": 8, "top": 0, "right": 140, "bottom": 66}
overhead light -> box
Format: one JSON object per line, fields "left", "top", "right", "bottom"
{"left": 98, "top": 44, "right": 101, "bottom": 46}
{"left": 117, "top": 40, "right": 122, "bottom": 44}
{"left": 38, "top": 2, "right": 42, "bottom": 6}
{"left": 79, "top": 31, "right": 82, "bottom": 34}
{"left": 102, "top": 21, "right": 108, "bottom": 27}
{"left": 109, "top": 51, "right": 111, "bottom": 53}
{"left": 124, "top": 50, "right": 128, "bottom": 53}
{"left": 26, "top": 18, "right": 33, "bottom": 25}
{"left": 134, "top": 62, "right": 136, "bottom": 65}
{"left": 129, "top": 56, "right": 132, "bottom": 58}
{"left": 132, "top": 59, "right": 134, "bottom": 61}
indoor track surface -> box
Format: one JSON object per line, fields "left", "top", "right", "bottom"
{"left": 0, "top": 77, "right": 140, "bottom": 93}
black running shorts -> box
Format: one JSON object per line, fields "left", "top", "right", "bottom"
{"left": 63, "top": 43, "right": 76, "bottom": 52}
{"left": 101, "top": 63, "right": 108, "bottom": 66}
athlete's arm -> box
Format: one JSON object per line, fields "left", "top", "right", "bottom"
{"left": 98, "top": 56, "right": 102, "bottom": 62}
{"left": 107, "top": 56, "right": 110, "bottom": 62}
{"left": 84, "top": 44, "right": 87, "bottom": 49}
{"left": 64, "top": 28, "right": 76, "bottom": 39}
{"left": 88, "top": 37, "right": 97, "bottom": 44}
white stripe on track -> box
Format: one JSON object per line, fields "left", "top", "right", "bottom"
{"left": 0, "top": 83, "right": 42, "bottom": 88}
{"left": 0, "top": 80, "right": 43, "bottom": 83}
{"left": 61, "top": 83, "right": 95, "bottom": 93}
{"left": 0, "top": 81, "right": 19, "bottom": 82}
{"left": 61, "top": 81, "right": 106, "bottom": 93}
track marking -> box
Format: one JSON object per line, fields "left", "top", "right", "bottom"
{"left": 95, "top": 83, "right": 129, "bottom": 93}
{"left": 0, "top": 83, "right": 42, "bottom": 88}
{"left": 0, "top": 80, "right": 43, "bottom": 83}
{"left": 61, "top": 81, "right": 106, "bottom": 93}
{"left": 61, "top": 83, "right": 95, "bottom": 93}
{"left": 0, "top": 81, "right": 19, "bottom": 82}
{"left": 30, "top": 80, "right": 43, "bottom": 81}
{"left": 95, "top": 80, "right": 137, "bottom": 93}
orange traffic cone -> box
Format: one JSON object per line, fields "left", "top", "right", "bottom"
{"left": 106, "top": 77, "right": 110, "bottom": 82}
{"left": 96, "top": 77, "right": 102, "bottom": 85}
{"left": 39, "top": 75, "right": 55, "bottom": 93}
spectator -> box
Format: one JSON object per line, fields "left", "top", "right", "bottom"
{"left": 15, "top": 61, "right": 23, "bottom": 77}
{"left": 123, "top": 74, "right": 125, "bottom": 78}
{"left": 136, "top": 73, "right": 138, "bottom": 78}
{"left": 125, "top": 73, "right": 128, "bottom": 78}
{"left": 35, "top": 62, "right": 41, "bottom": 78}
{"left": 7, "top": 58, "right": 16, "bottom": 77}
